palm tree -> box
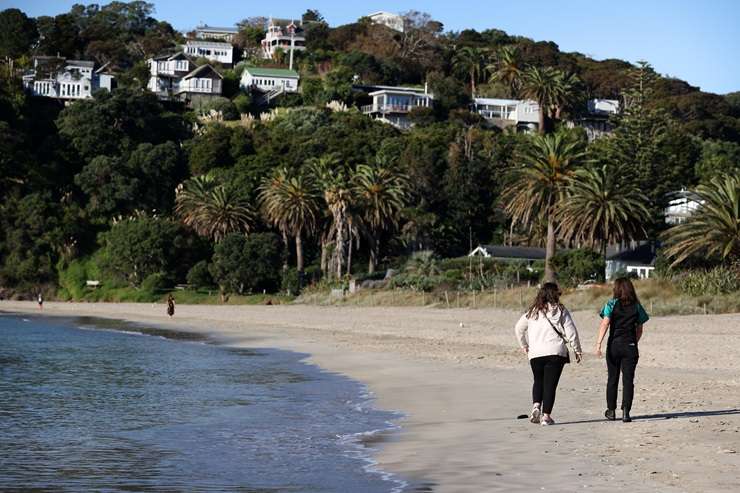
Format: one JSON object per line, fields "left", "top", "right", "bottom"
{"left": 175, "top": 174, "right": 255, "bottom": 242}
{"left": 558, "top": 165, "right": 650, "bottom": 256}
{"left": 309, "top": 154, "right": 355, "bottom": 280}
{"left": 354, "top": 164, "right": 409, "bottom": 273}
{"left": 552, "top": 71, "right": 582, "bottom": 120}
{"left": 502, "top": 131, "right": 586, "bottom": 282}
{"left": 259, "top": 168, "right": 322, "bottom": 277}
{"left": 662, "top": 174, "right": 740, "bottom": 266}
{"left": 486, "top": 46, "right": 522, "bottom": 98}
{"left": 452, "top": 46, "right": 486, "bottom": 97}
{"left": 519, "top": 66, "right": 561, "bottom": 134}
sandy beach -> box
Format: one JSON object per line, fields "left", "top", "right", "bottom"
{"left": 2, "top": 301, "right": 738, "bottom": 492}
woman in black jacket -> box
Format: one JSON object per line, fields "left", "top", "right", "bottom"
{"left": 595, "top": 277, "right": 650, "bottom": 422}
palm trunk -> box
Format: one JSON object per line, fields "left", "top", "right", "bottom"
{"left": 346, "top": 227, "right": 353, "bottom": 278}
{"left": 294, "top": 233, "right": 304, "bottom": 290}
{"left": 281, "top": 230, "right": 289, "bottom": 272}
{"left": 470, "top": 71, "right": 476, "bottom": 98}
{"left": 368, "top": 237, "right": 378, "bottom": 274}
{"left": 538, "top": 105, "right": 546, "bottom": 134}
{"left": 320, "top": 237, "right": 329, "bottom": 275}
{"left": 544, "top": 213, "right": 557, "bottom": 283}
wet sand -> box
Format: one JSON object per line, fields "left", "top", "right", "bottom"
{"left": 2, "top": 301, "right": 738, "bottom": 492}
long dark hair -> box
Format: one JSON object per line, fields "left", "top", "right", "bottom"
{"left": 613, "top": 277, "right": 639, "bottom": 305}
{"left": 526, "top": 282, "right": 564, "bottom": 319}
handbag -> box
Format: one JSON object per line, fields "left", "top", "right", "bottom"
{"left": 543, "top": 312, "right": 574, "bottom": 364}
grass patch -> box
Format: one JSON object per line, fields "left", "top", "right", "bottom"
{"left": 295, "top": 278, "right": 740, "bottom": 315}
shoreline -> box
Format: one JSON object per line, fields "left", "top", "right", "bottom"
{"left": 2, "top": 301, "right": 739, "bottom": 492}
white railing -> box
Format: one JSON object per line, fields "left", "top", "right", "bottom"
{"left": 362, "top": 103, "right": 425, "bottom": 114}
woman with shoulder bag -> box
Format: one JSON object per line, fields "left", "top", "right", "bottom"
{"left": 595, "top": 277, "right": 650, "bottom": 423}
{"left": 515, "top": 282, "right": 583, "bottom": 426}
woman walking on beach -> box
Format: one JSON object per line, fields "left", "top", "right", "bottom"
{"left": 595, "top": 277, "right": 649, "bottom": 423}
{"left": 515, "top": 283, "right": 582, "bottom": 425}
{"left": 166, "top": 294, "right": 175, "bottom": 317}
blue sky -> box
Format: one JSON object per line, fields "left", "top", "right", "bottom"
{"left": 5, "top": 0, "right": 739, "bottom": 94}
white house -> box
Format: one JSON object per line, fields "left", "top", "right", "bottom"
{"left": 361, "top": 85, "right": 433, "bottom": 129}
{"left": 605, "top": 243, "right": 656, "bottom": 280}
{"left": 22, "top": 57, "right": 114, "bottom": 100}
{"left": 665, "top": 190, "right": 703, "bottom": 225}
{"left": 195, "top": 24, "right": 239, "bottom": 42}
{"left": 367, "top": 11, "right": 404, "bottom": 32}
{"left": 184, "top": 40, "right": 234, "bottom": 66}
{"left": 240, "top": 67, "right": 299, "bottom": 104}
{"left": 147, "top": 53, "right": 222, "bottom": 102}
{"left": 472, "top": 98, "right": 540, "bottom": 132}
{"left": 261, "top": 18, "right": 305, "bottom": 62}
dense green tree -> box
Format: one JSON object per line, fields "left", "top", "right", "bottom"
{"left": 452, "top": 46, "right": 486, "bottom": 97}
{"left": 98, "top": 215, "right": 185, "bottom": 287}
{"left": 486, "top": 46, "right": 522, "bottom": 98}
{"left": 0, "top": 9, "right": 37, "bottom": 59}
{"left": 210, "top": 232, "right": 282, "bottom": 296}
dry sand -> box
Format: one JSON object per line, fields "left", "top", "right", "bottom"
{"left": 2, "top": 301, "right": 739, "bottom": 492}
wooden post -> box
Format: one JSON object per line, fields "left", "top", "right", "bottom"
{"left": 457, "top": 291, "right": 460, "bottom": 308}
{"left": 650, "top": 299, "right": 653, "bottom": 314}
{"left": 473, "top": 291, "right": 476, "bottom": 309}
{"left": 703, "top": 303, "right": 707, "bottom": 315}
{"left": 445, "top": 291, "right": 450, "bottom": 308}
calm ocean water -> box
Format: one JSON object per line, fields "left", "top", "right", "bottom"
{"left": 0, "top": 313, "right": 406, "bottom": 492}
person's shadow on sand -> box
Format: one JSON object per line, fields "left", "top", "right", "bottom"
{"left": 555, "top": 408, "right": 740, "bottom": 425}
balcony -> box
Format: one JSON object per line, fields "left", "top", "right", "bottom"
{"left": 362, "top": 103, "right": 425, "bottom": 114}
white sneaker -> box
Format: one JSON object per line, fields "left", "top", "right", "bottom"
{"left": 541, "top": 415, "right": 555, "bottom": 426}
{"left": 530, "top": 405, "right": 541, "bottom": 424}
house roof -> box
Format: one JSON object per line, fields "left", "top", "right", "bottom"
{"left": 606, "top": 243, "right": 656, "bottom": 266}
{"left": 244, "top": 67, "right": 299, "bottom": 78}
{"left": 196, "top": 25, "right": 239, "bottom": 33}
{"left": 473, "top": 245, "right": 547, "bottom": 260}
{"left": 67, "top": 60, "right": 96, "bottom": 68}
{"left": 368, "top": 87, "right": 432, "bottom": 97}
{"left": 183, "top": 64, "right": 223, "bottom": 79}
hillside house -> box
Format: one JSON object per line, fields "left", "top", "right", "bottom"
{"left": 184, "top": 40, "right": 234, "bottom": 66}
{"left": 195, "top": 24, "right": 239, "bottom": 42}
{"left": 22, "top": 57, "right": 114, "bottom": 100}
{"left": 472, "top": 98, "right": 540, "bottom": 132}
{"left": 605, "top": 243, "right": 656, "bottom": 280}
{"left": 261, "top": 18, "right": 305, "bottom": 61}
{"left": 568, "top": 98, "right": 619, "bottom": 140}
{"left": 361, "top": 86, "right": 433, "bottom": 129}
{"left": 240, "top": 67, "right": 299, "bottom": 104}
{"left": 665, "top": 190, "right": 703, "bottom": 225}
{"left": 147, "top": 53, "right": 222, "bottom": 102}
{"left": 367, "top": 11, "right": 404, "bottom": 32}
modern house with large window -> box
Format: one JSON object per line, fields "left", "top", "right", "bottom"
{"left": 471, "top": 98, "right": 540, "bottom": 132}
{"left": 147, "top": 52, "right": 222, "bottom": 103}
{"left": 261, "top": 18, "right": 305, "bottom": 61}
{"left": 195, "top": 24, "right": 239, "bottom": 42}
{"left": 361, "top": 86, "right": 434, "bottom": 129}
{"left": 22, "top": 57, "right": 114, "bottom": 100}
{"left": 184, "top": 40, "right": 234, "bottom": 66}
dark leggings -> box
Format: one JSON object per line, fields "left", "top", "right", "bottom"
{"left": 530, "top": 355, "right": 567, "bottom": 414}
{"left": 606, "top": 343, "right": 639, "bottom": 411}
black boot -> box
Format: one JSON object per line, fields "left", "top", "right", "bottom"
{"left": 605, "top": 409, "right": 616, "bottom": 421}
{"left": 622, "top": 410, "right": 632, "bottom": 422}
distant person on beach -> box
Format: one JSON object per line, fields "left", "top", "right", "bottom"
{"left": 595, "top": 277, "right": 650, "bottom": 423}
{"left": 166, "top": 294, "right": 175, "bottom": 317}
{"left": 37, "top": 292, "right": 43, "bottom": 310}
{"left": 515, "top": 283, "right": 582, "bottom": 426}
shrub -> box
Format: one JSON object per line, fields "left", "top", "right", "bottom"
{"left": 233, "top": 93, "right": 252, "bottom": 114}
{"left": 677, "top": 265, "right": 740, "bottom": 296}
{"left": 552, "top": 249, "right": 605, "bottom": 287}
{"left": 281, "top": 267, "right": 300, "bottom": 295}
{"left": 140, "top": 272, "right": 168, "bottom": 293}
{"left": 187, "top": 260, "right": 214, "bottom": 289}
